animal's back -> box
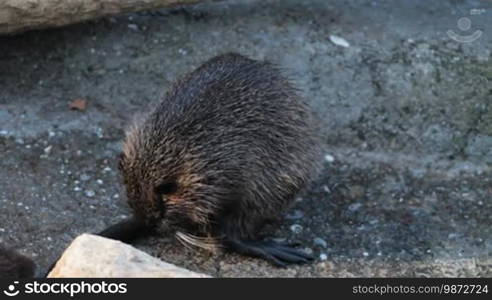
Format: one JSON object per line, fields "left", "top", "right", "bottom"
{"left": 149, "top": 53, "right": 321, "bottom": 232}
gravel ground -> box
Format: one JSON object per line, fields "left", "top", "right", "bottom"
{"left": 0, "top": 0, "right": 491, "bottom": 277}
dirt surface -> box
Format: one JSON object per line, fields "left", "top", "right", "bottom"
{"left": 0, "top": 0, "right": 491, "bottom": 277}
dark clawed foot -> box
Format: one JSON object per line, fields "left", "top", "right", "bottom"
{"left": 273, "top": 240, "right": 302, "bottom": 248}
{"left": 97, "top": 217, "right": 151, "bottom": 243}
{"left": 225, "top": 239, "right": 314, "bottom": 267}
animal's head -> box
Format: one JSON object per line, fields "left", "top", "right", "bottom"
{"left": 118, "top": 119, "right": 215, "bottom": 233}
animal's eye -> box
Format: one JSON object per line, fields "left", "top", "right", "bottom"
{"left": 155, "top": 182, "right": 177, "bottom": 195}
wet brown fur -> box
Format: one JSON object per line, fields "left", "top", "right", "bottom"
{"left": 119, "top": 53, "right": 322, "bottom": 250}
{"left": 0, "top": 245, "right": 35, "bottom": 278}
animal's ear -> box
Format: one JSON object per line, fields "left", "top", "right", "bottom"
{"left": 118, "top": 152, "right": 126, "bottom": 171}
{"left": 155, "top": 181, "right": 177, "bottom": 195}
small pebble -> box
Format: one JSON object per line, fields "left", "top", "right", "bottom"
{"left": 128, "top": 24, "right": 139, "bottom": 31}
{"left": 319, "top": 253, "right": 328, "bottom": 261}
{"left": 96, "top": 179, "right": 104, "bottom": 185}
{"left": 324, "top": 154, "right": 335, "bottom": 163}
{"left": 80, "top": 174, "right": 91, "bottom": 181}
{"left": 96, "top": 129, "right": 104, "bottom": 138}
{"left": 303, "top": 247, "right": 313, "bottom": 255}
{"left": 286, "top": 210, "right": 304, "bottom": 220}
{"left": 85, "top": 190, "right": 95, "bottom": 197}
{"left": 73, "top": 187, "right": 82, "bottom": 192}
{"left": 348, "top": 203, "right": 362, "bottom": 212}
{"left": 329, "top": 35, "right": 350, "bottom": 48}
{"left": 290, "top": 224, "right": 303, "bottom": 234}
{"left": 363, "top": 251, "right": 369, "bottom": 257}
{"left": 313, "top": 237, "right": 328, "bottom": 248}
{"left": 44, "top": 145, "right": 52, "bottom": 154}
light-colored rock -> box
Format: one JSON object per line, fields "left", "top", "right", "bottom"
{"left": 48, "top": 234, "right": 210, "bottom": 278}
{"left": 313, "top": 237, "right": 328, "bottom": 248}
{"left": 329, "top": 35, "right": 350, "bottom": 48}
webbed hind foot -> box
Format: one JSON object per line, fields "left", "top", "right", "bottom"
{"left": 225, "top": 238, "right": 314, "bottom": 267}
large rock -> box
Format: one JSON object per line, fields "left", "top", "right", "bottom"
{"left": 47, "top": 234, "right": 210, "bottom": 278}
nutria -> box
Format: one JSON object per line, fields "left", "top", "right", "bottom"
{"left": 0, "top": 244, "right": 35, "bottom": 278}
{"left": 104, "top": 53, "right": 322, "bottom": 266}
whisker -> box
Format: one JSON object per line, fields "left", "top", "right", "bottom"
{"left": 175, "top": 231, "right": 220, "bottom": 252}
